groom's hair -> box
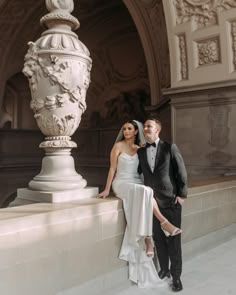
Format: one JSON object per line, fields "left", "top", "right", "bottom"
{"left": 145, "top": 117, "right": 162, "bottom": 129}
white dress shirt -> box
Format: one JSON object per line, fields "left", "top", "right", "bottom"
{"left": 146, "top": 138, "right": 160, "bottom": 172}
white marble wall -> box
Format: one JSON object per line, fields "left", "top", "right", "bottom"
{"left": 163, "top": 82, "right": 236, "bottom": 178}
{"left": 182, "top": 180, "right": 236, "bottom": 242}
{"left": 0, "top": 198, "right": 126, "bottom": 294}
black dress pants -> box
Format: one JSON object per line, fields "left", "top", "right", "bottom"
{"left": 153, "top": 202, "right": 182, "bottom": 279}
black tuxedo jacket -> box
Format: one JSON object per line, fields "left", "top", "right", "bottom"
{"left": 137, "top": 140, "right": 187, "bottom": 208}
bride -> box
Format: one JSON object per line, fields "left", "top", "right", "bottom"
{"left": 97, "top": 120, "right": 182, "bottom": 287}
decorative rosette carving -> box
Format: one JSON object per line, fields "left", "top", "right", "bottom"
{"left": 197, "top": 38, "right": 220, "bottom": 66}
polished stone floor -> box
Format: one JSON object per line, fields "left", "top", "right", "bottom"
{"left": 108, "top": 236, "right": 236, "bottom": 295}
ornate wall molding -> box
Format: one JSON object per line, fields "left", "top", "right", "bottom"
{"left": 174, "top": 0, "right": 236, "bottom": 29}
{"left": 231, "top": 21, "right": 236, "bottom": 70}
{"left": 178, "top": 34, "right": 188, "bottom": 80}
{"left": 196, "top": 37, "right": 220, "bottom": 66}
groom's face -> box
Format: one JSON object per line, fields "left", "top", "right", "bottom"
{"left": 143, "top": 120, "right": 160, "bottom": 142}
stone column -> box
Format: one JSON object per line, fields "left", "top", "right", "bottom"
{"left": 15, "top": 0, "right": 98, "bottom": 204}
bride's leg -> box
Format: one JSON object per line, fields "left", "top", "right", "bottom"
{"left": 152, "top": 198, "right": 182, "bottom": 236}
{"left": 145, "top": 236, "right": 154, "bottom": 257}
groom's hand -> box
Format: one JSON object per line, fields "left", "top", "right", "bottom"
{"left": 175, "top": 196, "right": 185, "bottom": 205}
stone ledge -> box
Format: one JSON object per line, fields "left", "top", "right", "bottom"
{"left": 0, "top": 197, "right": 123, "bottom": 235}
{"left": 16, "top": 187, "right": 99, "bottom": 203}
{"left": 0, "top": 180, "right": 235, "bottom": 294}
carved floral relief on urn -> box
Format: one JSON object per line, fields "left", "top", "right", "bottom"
{"left": 22, "top": 0, "right": 92, "bottom": 191}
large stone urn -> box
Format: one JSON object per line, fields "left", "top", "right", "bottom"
{"left": 18, "top": 0, "right": 96, "bottom": 203}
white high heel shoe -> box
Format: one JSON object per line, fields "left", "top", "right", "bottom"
{"left": 161, "top": 220, "right": 182, "bottom": 237}
{"left": 145, "top": 237, "right": 154, "bottom": 258}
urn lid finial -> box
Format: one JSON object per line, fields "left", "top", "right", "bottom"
{"left": 41, "top": 0, "right": 79, "bottom": 30}
{"left": 46, "top": 0, "right": 74, "bottom": 13}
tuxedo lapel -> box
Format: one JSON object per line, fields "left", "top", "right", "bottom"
{"left": 142, "top": 146, "right": 153, "bottom": 174}
{"left": 154, "top": 140, "right": 163, "bottom": 171}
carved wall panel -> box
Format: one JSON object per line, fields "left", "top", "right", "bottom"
{"left": 178, "top": 34, "right": 188, "bottom": 79}
{"left": 162, "top": 0, "right": 236, "bottom": 87}
{"left": 174, "top": 0, "right": 236, "bottom": 30}
{"left": 196, "top": 37, "right": 221, "bottom": 66}
{"left": 231, "top": 20, "right": 236, "bottom": 70}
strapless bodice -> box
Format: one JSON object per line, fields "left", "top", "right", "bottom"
{"left": 113, "top": 153, "right": 142, "bottom": 184}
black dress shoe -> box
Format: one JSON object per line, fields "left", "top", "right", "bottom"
{"left": 158, "top": 270, "right": 171, "bottom": 279}
{"left": 172, "top": 278, "right": 183, "bottom": 292}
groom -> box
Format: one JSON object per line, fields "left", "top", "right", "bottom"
{"left": 137, "top": 118, "right": 187, "bottom": 292}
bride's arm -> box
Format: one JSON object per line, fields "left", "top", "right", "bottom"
{"left": 97, "top": 144, "right": 120, "bottom": 198}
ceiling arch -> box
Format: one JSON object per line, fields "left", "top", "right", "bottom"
{"left": 123, "top": 0, "right": 170, "bottom": 105}
{"left": 0, "top": 0, "right": 170, "bottom": 116}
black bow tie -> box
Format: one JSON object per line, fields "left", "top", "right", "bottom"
{"left": 146, "top": 142, "right": 156, "bottom": 148}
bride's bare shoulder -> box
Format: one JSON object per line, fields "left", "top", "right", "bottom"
{"left": 112, "top": 141, "right": 125, "bottom": 153}
{"left": 114, "top": 141, "right": 124, "bottom": 148}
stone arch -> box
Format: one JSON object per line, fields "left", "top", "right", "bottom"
{"left": 123, "top": 0, "right": 170, "bottom": 105}
{"left": 0, "top": 0, "right": 170, "bottom": 127}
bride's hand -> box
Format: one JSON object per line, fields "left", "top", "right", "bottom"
{"left": 96, "top": 189, "right": 110, "bottom": 199}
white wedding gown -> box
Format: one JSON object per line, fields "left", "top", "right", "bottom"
{"left": 112, "top": 153, "right": 164, "bottom": 288}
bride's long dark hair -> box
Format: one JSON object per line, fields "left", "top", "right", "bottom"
{"left": 121, "top": 120, "right": 139, "bottom": 145}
